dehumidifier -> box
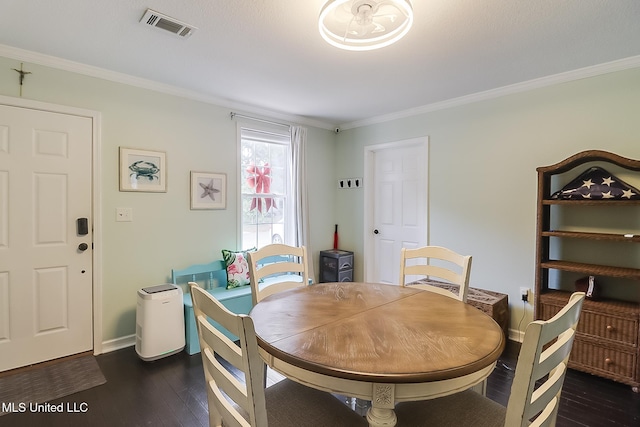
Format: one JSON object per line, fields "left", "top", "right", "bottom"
{"left": 135, "top": 284, "right": 185, "bottom": 361}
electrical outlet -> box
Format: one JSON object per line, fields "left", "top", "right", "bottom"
{"left": 520, "top": 287, "right": 529, "bottom": 302}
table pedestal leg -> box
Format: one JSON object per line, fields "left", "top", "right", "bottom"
{"left": 366, "top": 383, "right": 397, "bottom": 427}
{"left": 366, "top": 407, "right": 397, "bottom": 427}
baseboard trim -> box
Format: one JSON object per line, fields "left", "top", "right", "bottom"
{"left": 508, "top": 328, "right": 525, "bottom": 343}
{"left": 100, "top": 334, "right": 135, "bottom": 354}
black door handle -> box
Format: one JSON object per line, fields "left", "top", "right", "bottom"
{"left": 373, "top": 229, "right": 379, "bottom": 234}
{"left": 78, "top": 243, "right": 89, "bottom": 252}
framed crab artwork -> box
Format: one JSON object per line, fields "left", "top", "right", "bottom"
{"left": 119, "top": 147, "right": 167, "bottom": 192}
{"left": 191, "top": 171, "right": 226, "bottom": 210}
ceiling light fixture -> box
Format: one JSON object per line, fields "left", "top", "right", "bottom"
{"left": 319, "top": 0, "right": 414, "bottom": 51}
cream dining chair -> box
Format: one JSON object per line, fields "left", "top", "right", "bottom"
{"left": 398, "top": 246, "right": 472, "bottom": 302}
{"left": 188, "top": 283, "right": 367, "bottom": 427}
{"left": 394, "top": 291, "right": 585, "bottom": 427}
{"left": 247, "top": 243, "right": 309, "bottom": 306}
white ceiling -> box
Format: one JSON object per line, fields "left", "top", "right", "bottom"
{"left": 1, "top": 0, "right": 640, "bottom": 128}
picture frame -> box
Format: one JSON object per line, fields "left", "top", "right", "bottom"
{"left": 119, "top": 147, "right": 167, "bottom": 192}
{"left": 191, "top": 171, "right": 226, "bottom": 210}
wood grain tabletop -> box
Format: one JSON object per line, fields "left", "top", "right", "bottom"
{"left": 250, "top": 282, "right": 505, "bottom": 383}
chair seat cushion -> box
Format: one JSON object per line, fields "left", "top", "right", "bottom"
{"left": 394, "top": 389, "right": 506, "bottom": 427}
{"left": 266, "top": 379, "right": 367, "bottom": 427}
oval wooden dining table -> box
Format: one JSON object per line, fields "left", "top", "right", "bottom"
{"left": 250, "top": 282, "right": 505, "bottom": 427}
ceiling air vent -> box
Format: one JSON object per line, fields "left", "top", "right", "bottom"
{"left": 140, "top": 9, "right": 196, "bottom": 38}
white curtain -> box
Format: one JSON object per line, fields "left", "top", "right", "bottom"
{"left": 290, "top": 125, "right": 315, "bottom": 281}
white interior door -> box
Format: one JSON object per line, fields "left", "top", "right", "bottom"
{"left": 365, "top": 138, "right": 428, "bottom": 284}
{"left": 0, "top": 104, "right": 93, "bottom": 371}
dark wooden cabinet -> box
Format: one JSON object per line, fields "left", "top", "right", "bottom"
{"left": 534, "top": 150, "right": 640, "bottom": 392}
{"left": 319, "top": 250, "right": 353, "bottom": 283}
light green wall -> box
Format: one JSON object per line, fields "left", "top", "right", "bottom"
{"left": 335, "top": 67, "right": 640, "bottom": 333}
{"left": 2, "top": 54, "right": 639, "bottom": 342}
{"left": 0, "top": 56, "right": 337, "bottom": 343}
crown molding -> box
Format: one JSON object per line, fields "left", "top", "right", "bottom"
{"left": 0, "top": 44, "right": 335, "bottom": 131}
{"left": 339, "top": 55, "right": 640, "bottom": 130}
{"left": 2, "top": 44, "right": 638, "bottom": 133}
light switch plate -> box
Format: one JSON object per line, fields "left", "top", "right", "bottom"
{"left": 116, "top": 207, "right": 133, "bottom": 222}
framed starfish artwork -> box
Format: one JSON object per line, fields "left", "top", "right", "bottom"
{"left": 191, "top": 171, "right": 226, "bottom": 210}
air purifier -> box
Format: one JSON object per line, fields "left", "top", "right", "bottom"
{"left": 135, "top": 284, "right": 185, "bottom": 361}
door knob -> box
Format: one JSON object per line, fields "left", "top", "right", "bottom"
{"left": 78, "top": 243, "right": 89, "bottom": 251}
{"left": 373, "top": 229, "right": 379, "bottom": 234}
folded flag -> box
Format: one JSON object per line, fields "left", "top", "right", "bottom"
{"left": 551, "top": 167, "right": 640, "bottom": 200}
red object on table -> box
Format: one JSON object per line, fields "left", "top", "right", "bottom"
{"left": 333, "top": 224, "right": 338, "bottom": 250}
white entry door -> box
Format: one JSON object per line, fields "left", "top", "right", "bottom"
{"left": 0, "top": 104, "right": 93, "bottom": 371}
{"left": 365, "top": 138, "right": 428, "bottom": 284}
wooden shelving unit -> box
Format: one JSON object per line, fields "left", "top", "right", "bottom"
{"left": 541, "top": 230, "right": 640, "bottom": 242}
{"left": 539, "top": 261, "right": 640, "bottom": 280}
{"left": 534, "top": 150, "right": 640, "bottom": 392}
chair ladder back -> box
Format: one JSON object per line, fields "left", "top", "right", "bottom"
{"left": 504, "top": 292, "right": 584, "bottom": 427}
{"left": 402, "top": 264, "right": 461, "bottom": 284}
{"left": 255, "top": 280, "right": 307, "bottom": 302}
{"left": 190, "top": 282, "right": 243, "bottom": 339}
{"left": 202, "top": 346, "right": 251, "bottom": 427}
{"left": 248, "top": 244, "right": 309, "bottom": 305}
{"left": 403, "top": 281, "right": 461, "bottom": 300}
{"left": 189, "top": 283, "right": 268, "bottom": 427}
{"left": 207, "top": 383, "right": 250, "bottom": 427}
{"left": 240, "top": 316, "right": 269, "bottom": 427}
{"left": 534, "top": 330, "right": 575, "bottom": 382}
{"left": 257, "top": 261, "right": 305, "bottom": 277}
{"left": 528, "top": 399, "right": 560, "bottom": 427}
{"left": 399, "top": 246, "right": 472, "bottom": 302}
{"left": 458, "top": 254, "right": 472, "bottom": 302}
{"left": 197, "top": 314, "right": 243, "bottom": 375}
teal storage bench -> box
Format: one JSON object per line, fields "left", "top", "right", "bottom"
{"left": 172, "top": 257, "right": 312, "bottom": 355}
{"left": 171, "top": 260, "right": 253, "bottom": 355}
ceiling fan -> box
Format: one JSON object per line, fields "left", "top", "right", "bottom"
{"left": 319, "top": 0, "right": 414, "bottom": 51}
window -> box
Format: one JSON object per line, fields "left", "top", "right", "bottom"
{"left": 239, "top": 126, "right": 291, "bottom": 250}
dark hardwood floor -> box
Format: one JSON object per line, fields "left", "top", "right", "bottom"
{"left": 488, "top": 342, "right": 639, "bottom": 427}
{"left": 0, "top": 341, "right": 638, "bottom": 426}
